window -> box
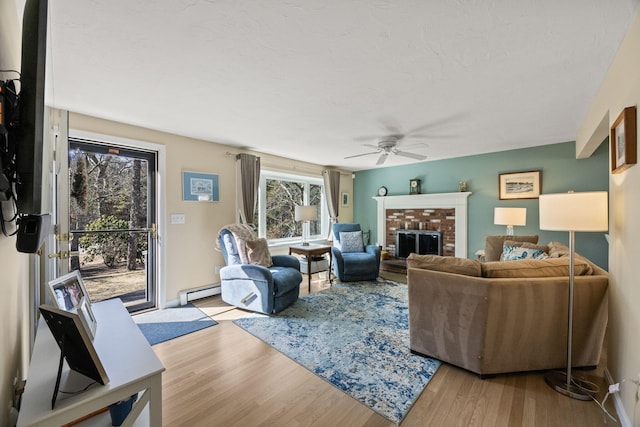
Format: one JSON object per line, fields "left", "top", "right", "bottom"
{"left": 256, "top": 171, "right": 326, "bottom": 243}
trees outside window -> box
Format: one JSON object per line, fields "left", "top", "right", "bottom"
{"left": 257, "top": 172, "right": 325, "bottom": 243}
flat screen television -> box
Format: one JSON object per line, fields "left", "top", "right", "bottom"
{"left": 10, "top": 0, "right": 50, "bottom": 253}
{"left": 13, "top": 0, "right": 48, "bottom": 216}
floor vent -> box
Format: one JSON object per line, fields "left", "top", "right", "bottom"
{"left": 179, "top": 284, "right": 221, "bottom": 305}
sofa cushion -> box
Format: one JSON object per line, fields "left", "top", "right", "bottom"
{"left": 484, "top": 235, "right": 539, "bottom": 262}
{"left": 502, "top": 242, "right": 549, "bottom": 261}
{"left": 481, "top": 257, "right": 593, "bottom": 278}
{"left": 340, "top": 231, "right": 364, "bottom": 253}
{"left": 246, "top": 238, "right": 273, "bottom": 267}
{"left": 407, "top": 254, "right": 482, "bottom": 277}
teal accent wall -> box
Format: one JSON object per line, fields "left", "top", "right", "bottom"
{"left": 353, "top": 141, "right": 609, "bottom": 269}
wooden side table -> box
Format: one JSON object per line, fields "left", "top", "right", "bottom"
{"left": 289, "top": 244, "right": 333, "bottom": 293}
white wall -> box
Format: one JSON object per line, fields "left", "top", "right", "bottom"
{"left": 0, "top": 0, "right": 31, "bottom": 425}
{"left": 576, "top": 8, "right": 640, "bottom": 424}
{"left": 69, "top": 113, "right": 353, "bottom": 305}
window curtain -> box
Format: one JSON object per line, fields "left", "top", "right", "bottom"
{"left": 236, "top": 153, "right": 260, "bottom": 225}
{"left": 322, "top": 169, "right": 340, "bottom": 239}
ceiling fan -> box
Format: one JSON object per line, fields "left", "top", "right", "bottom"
{"left": 344, "top": 135, "right": 427, "bottom": 165}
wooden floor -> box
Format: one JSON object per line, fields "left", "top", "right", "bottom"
{"left": 152, "top": 272, "right": 618, "bottom": 426}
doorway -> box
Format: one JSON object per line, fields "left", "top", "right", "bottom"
{"left": 65, "top": 138, "right": 158, "bottom": 312}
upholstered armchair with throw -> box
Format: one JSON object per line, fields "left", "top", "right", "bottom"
{"left": 331, "top": 223, "right": 381, "bottom": 282}
{"left": 216, "top": 224, "right": 302, "bottom": 314}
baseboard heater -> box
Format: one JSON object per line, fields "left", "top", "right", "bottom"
{"left": 179, "top": 284, "right": 221, "bottom": 305}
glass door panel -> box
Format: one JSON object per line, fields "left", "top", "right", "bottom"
{"left": 68, "top": 139, "right": 157, "bottom": 312}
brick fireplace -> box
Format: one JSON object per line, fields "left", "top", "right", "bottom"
{"left": 373, "top": 192, "right": 471, "bottom": 259}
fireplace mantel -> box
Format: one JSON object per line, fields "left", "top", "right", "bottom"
{"left": 373, "top": 192, "right": 472, "bottom": 258}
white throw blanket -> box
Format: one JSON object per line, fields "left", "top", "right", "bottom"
{"left": 216, "top": 223, "right": 256, "bottom": 264}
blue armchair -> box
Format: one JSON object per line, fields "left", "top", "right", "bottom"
{"left": 217, "top": 225, "right": 302, "bottom": 314}
{"left": 331, "top": 223, "right": 381, "bottom": 282}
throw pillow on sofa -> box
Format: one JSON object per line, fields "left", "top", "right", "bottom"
{"left": 547, "top": 241, "right": 571, "bottom": 258}
{"left": 502, "top": 241, "right": 549, "bottom": 261}
{"left": 484, "top": 235, "right": 538, "bottom": 262}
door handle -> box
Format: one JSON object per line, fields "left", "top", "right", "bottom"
{"left": 48, "top": 250, "right": 79, "bottom": 259}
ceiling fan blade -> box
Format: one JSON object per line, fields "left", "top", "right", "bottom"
{"left": 344, "top": 151, "right": 380, "bottom": 160}
{"left": 376, "top": 152, "right": 389, "bottom": 165}
{"left": 394, "top": 150, "right": 427, "bottom": 161}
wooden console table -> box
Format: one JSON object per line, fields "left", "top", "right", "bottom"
{"left": 17, "top": 299, "right": 165, "bottom": 427}
{"left": 289, "top": 244, "right": 333, "bottom": 292}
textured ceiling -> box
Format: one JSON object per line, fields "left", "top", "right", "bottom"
{"left": 43, "top": 0, "right": 639, "bottom": 171}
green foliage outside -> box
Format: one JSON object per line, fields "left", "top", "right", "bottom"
{"left": 263, "top": 178, "right": 322, "bottom": 240}
{"left": 78, "top": 215, "right": 149, "bottom": 268}
{"left": 69, "top": 145, "right": 149, "bottom": 270}
{"left": 79, "top": 215, "right": 130, "bottom": 267}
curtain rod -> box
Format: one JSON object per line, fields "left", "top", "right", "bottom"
{"left": 226, "top": 151, "right": 351, "bottom": 175}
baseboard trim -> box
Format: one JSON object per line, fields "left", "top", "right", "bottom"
{"left": 605, "top": 367, "right": 632, "bottom": 427}
{"left": 179, "top": 284, "right": 221, "bottom": 305}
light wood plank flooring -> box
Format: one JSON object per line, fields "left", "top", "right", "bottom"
{"left": 152, "top": 272, "right": 617, "bottom": 426}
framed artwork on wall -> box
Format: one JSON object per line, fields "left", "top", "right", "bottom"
{"left": 182, "top": 171, "right": 220, "bottom": 201}
{"left": 341, "top": 192, "right": 350, "bottom": 207}
{"left": 611, "top": 106, "right": 637, "bottom": 174}
{"left": 498, "top": 170, "right": 542, "bottom": 200}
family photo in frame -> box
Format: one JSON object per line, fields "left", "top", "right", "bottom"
{"left": 47, "top": 271, "right": 97, "bottom": 340}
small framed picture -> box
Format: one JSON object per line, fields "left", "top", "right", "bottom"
{"left": 611, "top": 106, "right": 637, "bottom": 174}
{"left": 498, "top": 170, "right": 541, "bottom": 200}
{"left": 77, "top": 297, "right": 97, "bottom": 340}
{"left": 341, "top": 192, "right": 350, "bottom": 207}
{"left": 182, "top": 171, "right": 220, "bottom": 201}
{"left": 47, "top": 270, "right": 91, "bottom": 312}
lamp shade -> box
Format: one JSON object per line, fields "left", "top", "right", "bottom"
{"left": 494, "top": 207, "right": 527, "bottom": 226}
{"left": 295, "top": 205, "right": 317, "bottom": 221}
{"left": 539, "top": 191, "right": 608, "bottom": 231}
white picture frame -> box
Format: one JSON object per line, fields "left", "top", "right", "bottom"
{"left": 47, "top": 270, "right": 91, "bottom": 312}
{"left": 77, "top": 297, "right": 97, "bottom": 340}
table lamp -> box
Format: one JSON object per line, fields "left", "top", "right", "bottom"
{"left": 295, "top": 205, "right": 317, "bottom": 246}
{"left": 539, "top": 191, "right": 608, "bottom": 400}
{"left": 494, "top": 207, "right": 526, "bottom": 235}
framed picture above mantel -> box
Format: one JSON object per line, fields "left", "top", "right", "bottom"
{"left": 611, "top": 106, "right": 637, "bottom": 174}
{"left": 498, "top": 170, "right": 541, "bottom": 200}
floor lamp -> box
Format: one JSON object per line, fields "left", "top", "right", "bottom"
{"left": 295, "top": 205, "right": 317, "bottom": 246}
{"left": 494, "top": 207, "right": 526, "bottom": 235}
{"left": 538, "top": 191, "right": 608, "bottom": 400}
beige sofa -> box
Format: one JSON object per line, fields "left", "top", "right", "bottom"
{"left": 407, "top": 245, "right": 608, "bottom": 377}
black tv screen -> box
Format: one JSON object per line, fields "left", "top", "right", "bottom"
{"left": 13, "top": 0, "right": 47, "bottom": 215}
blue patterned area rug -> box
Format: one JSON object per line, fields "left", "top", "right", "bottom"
{"left": 134, "top": 303, "right": 217, "bottom": 345}
{"left": 233, "top": 280, "right": 440, "bottom": 424}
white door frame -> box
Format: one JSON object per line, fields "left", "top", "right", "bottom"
{"left": 63, "top": 128, "right": 167, "bottom": 309}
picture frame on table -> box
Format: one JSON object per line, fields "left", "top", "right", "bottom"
{"left": 39, "top": 304, "right": 109, "bottom": 388}
{"left": 498, "top": 170, "right": 541, "bottom": 200}
{"left": 611, "top": 106, "right": 637, "bottom": 174}
{"left": 47, "top": 270, "right": 91, "bottom": 312}
{"left": 77, "top": 297, "right": 97, "bottom": 340}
